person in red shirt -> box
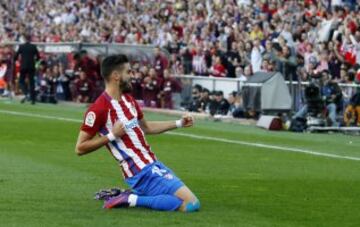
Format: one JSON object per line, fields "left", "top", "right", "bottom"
{"left": 142, "top": 68, "right": 160, "bottom": 107}
{"left": 75, "top": 54, "right": 199, "bottom": 212}
{"left": 209, "top": 56, "right": 226, "bottom": 77}
{"left": 159, "top": 69, "right": 182, "bottom": 109}
{"left": 130, "top": 70, "right": 143, "bottom": 100}
{"left": 0, "top": 45, "right": 14, "bottom": 97}
{"left": 74, "top": 50, "right": 100, "bottom": 82}
{"left": 75, "top": 70, "right": 93, "bottom": 103}
{"left": 153, "top": 47, "right": 168, "bottom": 79}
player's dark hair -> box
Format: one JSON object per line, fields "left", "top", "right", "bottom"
{"left": 101, "top": 54, "right": 129, "bottom": 81}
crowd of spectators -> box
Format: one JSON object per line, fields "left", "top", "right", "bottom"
{"left": 1, "top": 0, "right": 360, "bottom": 114}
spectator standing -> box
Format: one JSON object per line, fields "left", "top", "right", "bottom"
{"left": 274, "top": 45, "right": 298, "bottom": 80}
{"left": 181, "top": 47, "right": 193, "bottom": 74}
{"left": 160, "top": 69, "right": 182, "bottom": 109}
{"left": 250, "top": 39, "right": 264, "bottom": 73}
{"left": 142, "top": 68, "right": 160, "bottom": 107}
{"left": 75, "top": 70, "right": 93, "bottom": 103}
{"left": 209, "top": 56, "right": 226, "bottom": 77}
{"left": 192, "top": 47, "right": 207, "bottom": 76}
{"left": 130, "top": 71, "right": 144, "bottom": 100}
{"left": 226, "top": 42, "right": 241, "bottom": 78}
{"left": 14, "top": 34, "right": 40, "bottom": 104}
{"left": 154, "top": 47, "right": 167, "bottom": 78}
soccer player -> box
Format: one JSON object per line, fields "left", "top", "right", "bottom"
{"left": 75, "top": 54, "right": 200, "bottom": 212}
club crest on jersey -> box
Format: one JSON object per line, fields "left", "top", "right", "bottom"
{"left": 85, "top": 111, "right": 96, "bottom": 127}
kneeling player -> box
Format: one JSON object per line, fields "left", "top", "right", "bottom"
{"left": 75, "top": 54, "right": 200, "bottom": 212}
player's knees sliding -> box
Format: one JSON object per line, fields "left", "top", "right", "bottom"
{"left": 179, "top": 199, "right": 200, "bottom": 212}
{"left": 186, "top": 199, "right": 200, "bottom": 212}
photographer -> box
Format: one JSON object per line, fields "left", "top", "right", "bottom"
{"left": 293, "top": 70, "right": 343, "bottom": 126}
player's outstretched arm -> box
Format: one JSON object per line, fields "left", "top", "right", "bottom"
{"left": 139, "top": 114, "right": 194, "bottom": 135}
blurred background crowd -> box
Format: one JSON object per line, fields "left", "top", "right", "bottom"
{"left": 0, "top": 0, "right": 360, "bottom": 121}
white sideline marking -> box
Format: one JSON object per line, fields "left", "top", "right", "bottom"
{"left": 0, "top": 109, "right": 359, "bottom": 161}
{"left": 169, "top": 132, "right": 360, "bottom": 161}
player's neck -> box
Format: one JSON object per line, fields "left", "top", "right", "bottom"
{"left": 105, "top": 84, "right": 122, "bottom": 100}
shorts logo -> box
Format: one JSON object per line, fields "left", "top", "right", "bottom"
{"left": 152, "top": 166, "right": 167, "bottom": 176}
{"left": 85, "top": 111, "right": 96, "bottom": 127}
{"left": 164, "top": 173, "right": 174, "bottom": 180}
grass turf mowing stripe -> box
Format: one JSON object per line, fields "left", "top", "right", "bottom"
{"left": 0, "top": 109, "right": 359, "bottom": 162}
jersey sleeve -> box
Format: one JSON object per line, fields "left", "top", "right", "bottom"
{"left": 80, "top": 104, "right": 106, "bottom": 136}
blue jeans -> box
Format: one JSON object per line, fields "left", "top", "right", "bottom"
{"left": 294, "top": 103, "right": 338, "bottom": 126}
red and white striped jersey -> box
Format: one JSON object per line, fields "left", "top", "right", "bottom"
{"left": 81, "top": 92, "right": 156, "bottom": 178}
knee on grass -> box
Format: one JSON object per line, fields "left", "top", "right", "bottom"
{"left": 179, "top": 199, "right": 200, "bottom": 212}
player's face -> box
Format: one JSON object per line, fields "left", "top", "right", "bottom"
{"left": 118, "top": 63, "right": 132, "bottom": 93}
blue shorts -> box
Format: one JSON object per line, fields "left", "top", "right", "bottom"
{"left": 125, "top": 161, "right": 184, "bottom": 196}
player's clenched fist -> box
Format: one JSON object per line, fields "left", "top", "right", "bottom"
{"left": 112, "top": 121, "right": 126, "bottom": 138}
{"left": 181, "top": 114, "right": 194, "bottom": 127}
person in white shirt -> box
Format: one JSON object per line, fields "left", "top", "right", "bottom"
{"left": 251, "top": 39, "right": 264, "bottom": 73}
{"left": 280, "top": 22, "right": 295, "bottom": 47}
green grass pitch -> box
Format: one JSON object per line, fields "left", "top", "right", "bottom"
{"left": 0, "top": 100, "right": 359, "bottom": 227}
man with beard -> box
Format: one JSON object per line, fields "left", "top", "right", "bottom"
{"left": 75, "top": 55, "right": 200, "bottom": 212}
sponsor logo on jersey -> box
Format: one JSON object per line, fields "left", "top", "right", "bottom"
{"left": 125, "top": 118, "right": 139, "bottom": 130}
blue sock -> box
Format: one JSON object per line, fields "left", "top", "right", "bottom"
{"left": 129, "top": 194, "right": 183, "bottom": 211}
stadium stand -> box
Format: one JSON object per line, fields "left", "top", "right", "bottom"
{"left": 0, "top": 0, "right": 360, "bottom": 123}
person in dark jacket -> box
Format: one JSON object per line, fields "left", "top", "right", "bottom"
{"left": 187, "top": 85, "right": 202, "bottom": 112}
{"left": 209, "top": 91, "right": 230, "bottom": 116}
{"left": 14, "top": 34, "right": 40, "bottom": 104}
